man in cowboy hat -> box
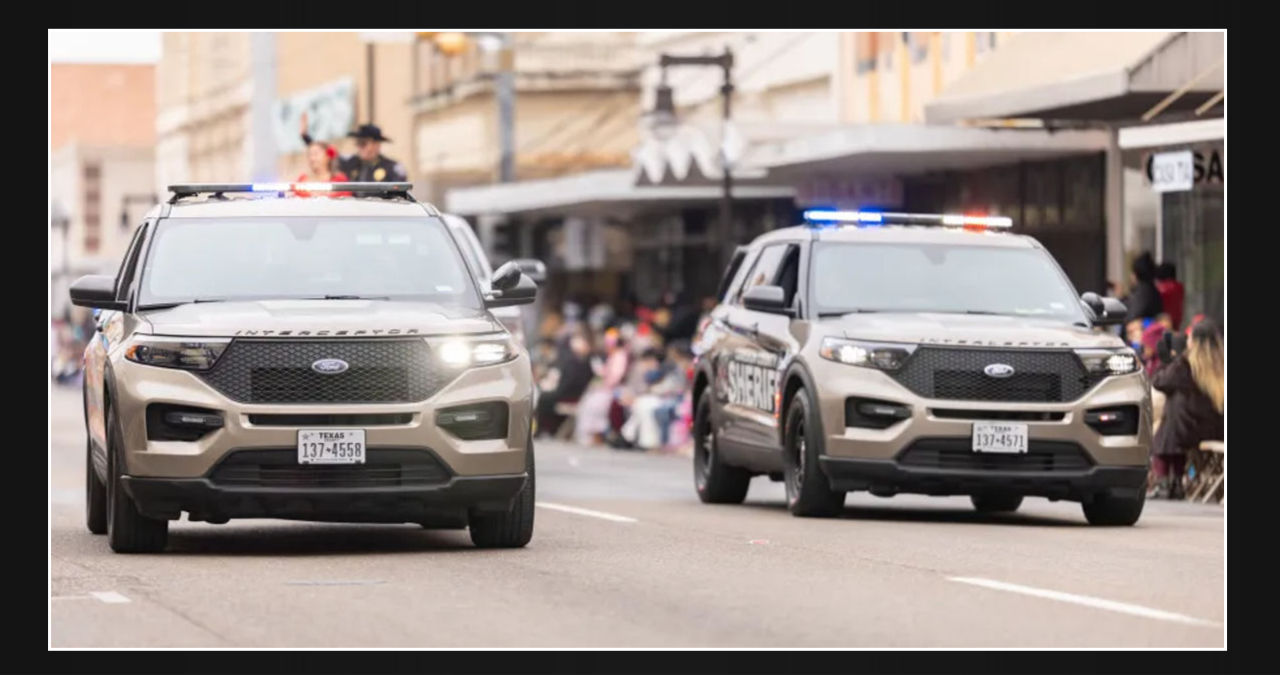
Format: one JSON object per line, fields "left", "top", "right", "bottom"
{"left": 301, "top": 121, "right": 408, "bottom": 183}
{"left": 343, "top": 123, "right": 408, "bottom": 182}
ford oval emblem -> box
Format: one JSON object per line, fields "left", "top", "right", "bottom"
{"left": 984, "top": 363, "right": 1015, "bottom": 378}
{"left": 311, "top": 358, "right": 349, "bottom": 375}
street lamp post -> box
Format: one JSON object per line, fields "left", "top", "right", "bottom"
{"left": 653, "top": 48, "right": 736, "bottom": 274}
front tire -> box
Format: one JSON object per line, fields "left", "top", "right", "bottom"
{"left": 970, "top": 494, "right": 1024, "bottom": 513}
{"left": 693, "top": 394, "right": 750, "bottom": 504}
{"left": 85, "top": 439, "right": 107, "bottom": 535}
{"left": 469, "top": 440, "right": 535, "bottom": 548}
{"left": 1082, "top": 491, "right": 1145, "bottom": 526}
{"left": 105, "top": 403, "right": 168, "bottom": 553}
{"left": 782, "top": 390, "right": 845, "bottom": 518}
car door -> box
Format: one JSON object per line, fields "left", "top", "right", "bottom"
{"left": 85, "top": 223, "right": 147, "bottom": 456}
{"left": 715, "top": 243, "right": 791, "bottom": 458}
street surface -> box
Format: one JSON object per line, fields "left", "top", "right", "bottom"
{"left": 49, "top": 384, "right": 1224, "bottom": 648}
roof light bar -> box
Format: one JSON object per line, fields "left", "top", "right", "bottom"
{"left": 168, "top": 182, "right": 414, "bottom": 200}
{"left": 803, "top": 210, "right": 1013, "bottom": 229}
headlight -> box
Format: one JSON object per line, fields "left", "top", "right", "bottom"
{"left": 124, "top": 336, "right": 230, "bottom": 370}
{"left": 428, "top": 334, "right": 517, "bottom": 369}
{"left": 819, "top": 338, "right": 916, "bottom": 370}
{"left": 1076, "top": 348, "right": 1141, "bottom": 376}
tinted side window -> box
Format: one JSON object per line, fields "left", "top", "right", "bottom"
{"left": 733, "top": 244, "right": 788, "bottom": 306}
{"left": 715, "top": 247, "right": 747, "bottom": 302}
{"left": 776, "top": 245, "right": 801, "bottom": 308}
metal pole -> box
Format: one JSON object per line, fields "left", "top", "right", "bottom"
{"left": 497, "top": 32, "right": 516, "bottom": 182}
{"left": 718, "top": 49, "right": 734, "bottom": 275}
{"left": 366, "top": 42, "right": 376, "bottom": 122}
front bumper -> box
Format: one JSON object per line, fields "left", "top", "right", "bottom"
{"left": 805, "top": 363, "right": 1151, "bottom": 501}
{"left": 109, "top": 351, "right": 534, "bottom": 481}
{"left": 121, "top": 471, "right": 527, "bottom": 522}
{"left": 818, "top": 456, "right": 1147, "bottom": 502}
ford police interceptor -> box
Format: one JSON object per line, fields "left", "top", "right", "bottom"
{"left": 689, "top": 210, "right": 1150, "bottom": 525}
{"left": 72, "top": 183, "right": 539, "bottom": 552}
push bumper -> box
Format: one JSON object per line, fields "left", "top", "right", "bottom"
{"left": 121, "top": 472, "right": 528, "bottom": 523}
{"left": 818, "top": 456, "right": 1147, "bottom": 503}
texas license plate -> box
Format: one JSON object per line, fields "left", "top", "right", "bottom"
{"left": 297, "top": 429, "right": 366, "bottom": 464}
{"left": 971, "top": 422, "right": 1028, "bottom": 454}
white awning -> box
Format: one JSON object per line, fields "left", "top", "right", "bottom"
{"left": 925, "top": 32, "right": 1224, "bottom": 124}
{"left": 445, "top": 168, "right": 794, "bottom": 218}
{"left": 751, "top": 124, "right": 1110, "bottom": 177}
{"left": 1118, "top": 118, "right": 1224, "bottom": 150}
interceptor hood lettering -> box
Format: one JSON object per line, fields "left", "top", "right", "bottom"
{"left": 825, "top": 312, "right": 1127, "bottom": 350}
{"left": 138, "top": 300, "right": 501, "bottom": 338}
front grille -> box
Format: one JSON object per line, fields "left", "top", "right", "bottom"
{"left": 890, "top": 347, "right": 1100, "bottom": 403}
{"left": 209, "top": 448, "right": 451, "bottom": 488}
{"left": 897, "top": 438, "right": 1093, "bottom": 473}
{"left": 930, "top": 409, "right": 1066, "bottom": 422}
{"left": 197, "top": 339, "right": 450, "bottom": 404}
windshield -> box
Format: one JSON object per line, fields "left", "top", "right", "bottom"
{"left": 138, "top": 217, "right": 481, "bottom": 309}
{"left": 810, "top": 242, "right": 1086, "bottom": 322}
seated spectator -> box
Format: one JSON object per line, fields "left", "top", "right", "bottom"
{"left": 1150, "top": 319, "right": 1224, "bottom": 499}
{"left": 619, "top": 348, "right": 676, "bottom": 450}
{"left": 574, "top": 329, "right": 629, "bottom": 446}
{"left": 534, "top": 332, "right": 594, "bottom": 438}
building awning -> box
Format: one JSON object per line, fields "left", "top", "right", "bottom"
{"left": 1118, "top": 118, "right": 1223, "bottom": 150}
{"left": 750, "top": 124, "right": 1110, "bottom": 177}
{"left": 631, "top": 120, "right": 833, "bottom": 186}
{"left": 925, "top": 32, "right": 1224, "bottom": 124}
{"left": 445, "top": 168, "right": 794, "bottom": 218}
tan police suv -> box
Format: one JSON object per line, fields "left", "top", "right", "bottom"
{"left": 72, "top": 183, "right": 539, "bottom": 552}
{"left": 689, "top": 210, "right": 1150, "bottom": 525}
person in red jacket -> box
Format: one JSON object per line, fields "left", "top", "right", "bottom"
{"left": 295, "top": 112, "right": 349, "bottom": 197}
{"left": 1155, "top": 262, "right": 1185, "bottom": 330}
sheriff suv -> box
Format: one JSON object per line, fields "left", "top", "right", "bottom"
{"left": 690, "top": 210, "right": 1150, "bottom": 526}
{"left": 72, "top": 182, "right": 539, "bottom": 553}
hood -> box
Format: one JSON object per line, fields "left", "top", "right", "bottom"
{"left": 139, "top": 300, "right": 500, "bottom": 338}
{"left": 823, "top": 312, "right": 1126, "bottom": 350}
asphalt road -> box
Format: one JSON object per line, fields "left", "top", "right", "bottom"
{"left": 49, "top": 384, "right": 1224, "bottom": 648}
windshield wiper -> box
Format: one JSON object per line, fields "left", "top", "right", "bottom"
{"left": 137, "top": 298, "right": 228, "bottom": 311}
{"left": 818, "top": 309, "right": 880, "bottom": 317}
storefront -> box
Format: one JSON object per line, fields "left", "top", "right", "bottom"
{"left": 445, "top": 168, "right": 795, "bottom": 313}
{"left": 1120, "top": 120, "right": 1224, "bottom": 328}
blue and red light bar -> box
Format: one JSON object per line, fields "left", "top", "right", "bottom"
{"left": 168, "top": 182, "right": 414, "bottom": 200}
{"left": 802, "top": 209, "right": 1012, "bottom": 229}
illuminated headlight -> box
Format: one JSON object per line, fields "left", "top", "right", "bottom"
{"left": 1076, "top": 348, "right": 1141, "bottom": 376}
{"left": 124, "top": 336, "right": 230, "bottom": 370}
{"left": 429, "top": 335, "right": 517, "bottom": 368}
{"left": 819, "top": 338, "right": 916, "bottom": 370}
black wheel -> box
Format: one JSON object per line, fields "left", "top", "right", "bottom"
{"left": 692, "top": 394, "right": 750, "bottom": 504}
{"left": 782, "top": 390, "right": 845, "bottom": 518}
{"left": 469, "top": 439, "right": 535, "bottom": 548}
{"left": 105, "top": 403, "right": 168, "bottom": 553}
{"left": 1082, "top": 491, "right": 1145, "bottom": 526}
{"left": 970, "top": 494, "right": 1024, "bottom": 513}
{"left": 86, "top": 439, "right": 107, "bottom": 535}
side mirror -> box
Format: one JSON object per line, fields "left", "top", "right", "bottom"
{"left": 486, "top": 273, "right": 537, "bottom": 308}
{"left": 1081, "top": 292, "right": 1126, "bottom": 326}
{"left": 491, "top": 261, "right": 523, "bottom": 291}
{"left": 509, "top": 258, "right": 547, "bottom": 284}
{"left": 742, "top": 285, "right": 792, "bottom": 316}
{"left": 69, "top": 275, "right": 126, "bottom": 311}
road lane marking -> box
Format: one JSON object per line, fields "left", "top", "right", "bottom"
{"left": 89, "top": 591, "right": 131, "bottom": 604}
{"left": 535, "top": 501, "right": 637, "bottom": 523}
{"left": 285, "top": 580, "right": 386, "bottom": 586}
{"left": 948, "top": 577, "right": 1219, "bottom": 627}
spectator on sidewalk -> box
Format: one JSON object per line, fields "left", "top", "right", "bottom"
{"left": 1150, "top": 319, "right": 1225, "bottom": 499}
{"left": 619, "top": 347, "right": 685, "bottom": 450}
{"left": 574, "top": 328, "right": 630, "bottom": 446}
{"left": 1124, "top": 252, "right": 1163, "bottom": 324}
{"left": 1155, "top": 262, "right": 1186, "bottom": 330}
{"left": 534, "top": 332, "right": 594, "bottom": 438}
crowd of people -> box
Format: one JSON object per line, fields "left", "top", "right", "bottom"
{"left": 531, "top": 293, "right": 712, "bottom": 453}
{"left": 1117, "top": 252, "right": 1226, "bottom": 500}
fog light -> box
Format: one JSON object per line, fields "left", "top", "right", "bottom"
{"left": 436, "top": 402, "right": 509, "bottom": 440}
